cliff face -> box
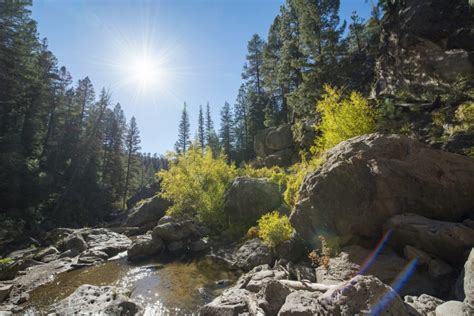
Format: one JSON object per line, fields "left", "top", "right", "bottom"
{"left": 373, "top": 0, "right": 473, "bottom": 101}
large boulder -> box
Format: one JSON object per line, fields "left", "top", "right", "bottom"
{"left": 126, "top": 181, "right": 161, "bottom": 209}
{"left": 83, "top": 228, "right": 132, "bottom": 257}
{"left": 127, "top": 235, "right": 164, "bottom": 261}
{"left": 385, "top": 214, "right": 474, "bottom": 265}
{"left": 151, "top": 218, "right": 198, "bottom": 242}
{"left": 278, "top": 290, "right": 322, "bottom": 316}
{"left": 224, "top": 177, "right": 282, "bottom": 230}
{"left": 123, "top": 194, "right": 170, "bottom": 231}
{"left": 234, "top": 238, "right": 274, "bottom": 271}
{"left": 372, "top": 0, "right": 473, "bottom": 100}
{"left": 49, "top": 284, "right": 142, "bottom": 315}
{"left": 266, "top": 124, "right": 293, "bottom": 151}
{"left": 290, "top": 133, "right": 474, "bottom": 246}
{"left": 200, "top": 288, "right": 264, "bottom": 316}
{"left": 435, "top": 300, "right": 464, "bottom": 316}
{"left": 464, "top": 249, "right": 474, "bottom": 314}
{"left": 404, "top": 294, "right": 444, "bottom": 316}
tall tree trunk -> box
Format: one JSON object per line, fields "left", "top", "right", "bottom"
{"left": 123, "top": 146, "right": 132, "bottom": 210}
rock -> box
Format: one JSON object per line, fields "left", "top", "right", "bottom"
{"left": 0, "top": 284, "right": 12, "bottom": 302}
{"left": 83, "top": 228, "right": 132, "bottom": 257}
{"left": 260, "top": 280, "right": 292, "bottom": 315}
{"left": 49, "top": 284, "right": 142, "bottom": 315}
{"left": 372, "top": 0, "right": 473, "bottom": 100}
{"left": 464, "top": 249, "right": 474, "bottom": 313}
{"left": 435, "top": 300, "right": 464, "bottom": 316}
{"left": 44, "top": 228, "right": 75, "bottom": 245}
{"left": 264, "top": 148, "right": 293, "bottom": 168}
{"left": 123, "top": 194, "right": 170, "bottom": 231}
{"left": 78, "top": 249, "right": 109, "bottom": 264}
{"left": 274, "top": 238, "right": 305, "bottom": 262}
{"left": 33, "top": 246, "right": 59, "bottom": 262}
{"left": 224, "top": 177, "right": 282, "bottom": 230}
{"left": 386, "top": 214, "right": 474, "bottom": 265}
{"left": 266, "top": 124, "right": 293, "bottom": 151}
{"left": 127, "top": 234, "right": 163, "bottom": 261}
{"left": 314, "top": 275, "right": 408, "bottom": 315}
{"left": 126, "top": 181, "right": 161, "bottom": 209}
{"left": 234, "top": 238, "right": 274, "bottom": 271}
{"left": 254, "top": 129, "right": 272, "bottom": 157}
{"left": 245, "top": 269, "right": 287, "bottom": 293}
{"left": 278, "top": 290, "right": 322, "bottom": 316}
{"left": 200, "top": 288, "right": 264, "bottom": 316}
{"left": 190, "top": 239, "right": 209, "bottom": 252}
{"left": 151, "top": 219, "right": 196, "bottom": 242}
{"left": 58, "top": 249, "right": 79, "bottom": 259}
{"left": 167, "top": 240, "right": 184, "bottom": 253}
{"left": 57, "top": 233, "right": 87, "bottom": 253}
{"left": 290, "top": 134, "right": 474, "bottom": 246}
{"left": 442, "top": 131, "right": 474, "bottom": 156}
{"left": 404, "top": 245, "right": 453, "bottom": 279}
{"left": 316, "top": 245, "right": 438, "bottom": 296}
{"left": 286, "top": 262, "right": 316, "bottom": 282}
{"left": 404, "top": 294, "right": 444, "bottom": 316}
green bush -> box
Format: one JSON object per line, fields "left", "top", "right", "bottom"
{"left": 239, "top": 164, "right": 287, "bottom": 189}
{"left": 257, "top": 211, "right": 294, "bottom": 248}
{"left": 158, "top": 147, "right": 237, "bottom": 230}
{"left": 313, "top": 85, "right": 376, "bottom": 154}
{"left": 283, "top": 157, "right": 324, "bottom": 207}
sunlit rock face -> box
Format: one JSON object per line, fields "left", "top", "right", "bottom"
{"left": 290, "top": 133, "right": 474, "bottom": 246}
{"left": 372, "top": 0, "right": 473, "bottom": 101}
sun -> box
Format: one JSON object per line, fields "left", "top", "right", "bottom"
{"left": 130, "top": 56, "right": 161, "bottom": 88}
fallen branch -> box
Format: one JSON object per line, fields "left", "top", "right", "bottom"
{"left": 279, "top": 280, "right": 337, "bottom": 292}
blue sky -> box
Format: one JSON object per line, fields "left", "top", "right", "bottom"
{"left": 32, "top": 0, "right": 373, "bottom": 154}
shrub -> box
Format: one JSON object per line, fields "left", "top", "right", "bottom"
{"left": 455, "top": 102, "right": 474, "bottom": 131}
{"left": 158, "top": 147, "right": 237, "bottom": 230}
{"left": 239, "top": 164, "right": 287, "bottom": 190}
{"left": 245, "top": 226, "right": 260, "bottom": 240}
{"left": 257, "top": 211, "right": 294, "bottom": 248}
{"left": 313, "top": 85, "right": 376, "bottom": 154}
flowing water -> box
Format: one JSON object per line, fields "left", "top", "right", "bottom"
{"left": 22, "top": 257, "right": 239, "bottom": 315}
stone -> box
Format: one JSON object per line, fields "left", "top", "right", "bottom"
{"left": 275, "top": 238, "right": 305, "bottom": 262}
{"left": 290, "top": 134, "right": 474, "bottom": 246}
{"left": 404, "top": 245, "right": 453, "bottom": 279}
{"left": 265, "top": 124, "right": 293, "bottom": 151}
{"left": 234, "top": 238, "right": 274, "bottom": 272}
{"left": 260, "top": 280, "right": 292, "bottom": 315}
{"left": 245, "top": 269, "right": 287, "bottom": 293}
{"left": 264, "top": 149, "right": 293, "bottom": 168}
{"left": 127, "top": 234, "right": 163, "bottom": 261}
{"left": 77, "top": 249, "right": 109, "bottom": 264}
{"left": 123, "top": 194, "right": 170, "bottom": 231}
{"left": 49, "top": 284, "right": 142, "bottom": 315}
{"left": 126, "top": 181, "right": 161, "bottom": 209}
{"left": 404, "top": 294, "right": 444, "bottom": 316}
{"left": 167, "top": 240, "right": 184, "bottom": 253}
{"left": 33, "top": 246, "right": 59, "bottom": 262}
{"left": 224, "top": 177, "right": 282, "bottom": 230}
{"left": 442, "top": 131, "right": 474, "bottom": 156}
{"left": 83, "top": 228, "right": 132, "bottom": 257}
{"left": 278, "top": 290, "right": 322, "bottom": 316}
{"left": 151, "top": 219, "right": 196, "bottom": 242}
{"left": 190, "top": 239, "right": 209, "bottom": 252}
{"left": 0, "top": 284, "right": 12, "bottom": 302}
{"left": 200, "top": 288, "right": 264, "bottom": 316}
{"left": 435, "top": 300, "right": 464, "bottom": 316}
{"left": 57, "top": 233, "right": 87, "bottom": 253}
{"left": 386, "top": 214, "right": 474, "bottom": 265}
{"left": 464, "top": 249, "right": 474, "bottom": 313}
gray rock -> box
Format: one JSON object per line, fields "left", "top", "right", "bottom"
{"left": 123, "top": 194, "right": 170, "bottom": 230}
{"left": 0, "top": 284, "right": 12, "bottom": 302}
{"left": 34, "top": 246, "right": 59, "bottom": 262}
{"left": 151, "top": 219, "right": 196, "bottom": 242}
{"left": 264, "top": 149, "right": 293, "bottom": 168}
{"left": 127, "top": 234, "right": 163, "bottom": 261}
{"left": 83, "top": 228, "right": 132, "bottom": 257}
{"left": 386, "top": 214, "right": 474, "bottom": 265}
{"left": 274, "top": 238, "right": 305, "bottom": 262}
{"left": 290, "top": 134, "right": 474, "bottom": 246}
{"left": 254, "top": 129, "right": 272, "bottom": 158}
{"left": 200, "top": 288, "right": 264, "bottom": 316}
{"left": 245, "top": 269, "right": 287, "bottom": 293}
{"left": 404, "top": 245, "right": 453, "bottom": 279}
{"left": 404, "top": 294, "right": 444, "bottom": 316}
{"left": 234, "top": 238, "right": 274, "bottom": 271}
{"left": 57, "top": 233, "right": 87, "bottom": 253}
{"left": 278, "top": 290, "right": 322, "bottom": 316}
{"left": 77, "top": 249, "right": 109, "bottom": 264}
{"left": 266, "top": 124, "right": 293, "bottom": 151}
{"left": 49, "top": 284, "right": 142, "bottom": 315}
{"left": 190, "top": 239, "right": 209, "bottom": 252}
{"left": 167, "top": 240, "right": 184, "bottom": 253}
{"left": 435, "top": 300, "right": 464, "bottom": 316}
{"left": 224, "top": 177, "right": 282, "bottom": 231}
{"left": 464, "top": 249, "right": 474, "bottom": 314}
{"left": 260, "top": 280, "right": 293, "bottom": 315}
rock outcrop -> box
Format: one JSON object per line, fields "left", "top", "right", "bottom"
{"left": 122, "top": 194, "right": 170, "bottom": 233}
{"left": 233, "top": 238, "right": 274, "bottom": 271}
{"left": 254, "top": 124, "right": 297, "bottom": 167}
{"left": 49, "top": 285, "right": 142, "bottom": 315}
{"left": 373, "top": 0, "right": 473, "bottom": 101}
{"left": 224, "top": 177, "right": 282, "bottom": 231}
{"left": 290, "top": 133, "right": 474, "bottom": 246}
{"left": 127, "top": 234, "right": 164, "bottom": 262}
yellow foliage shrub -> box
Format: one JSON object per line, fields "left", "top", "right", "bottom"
{"left": 158, "top": 147, "right": 237, "bottom": 230}
{"left": 257, "top": 211, "right": 294, "bottom": 248}
{"left": 283, "top": 157, "right": 324, "bottom": 207}
{"left": 313, "top": 85, "right": 376, "bottom": 154}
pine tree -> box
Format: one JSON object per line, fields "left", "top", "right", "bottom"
{"left": 219, "top": 101, "right": 233, "bottom": 158}
{"left": 233, "top": 84, "right": 252, "bottom": 161}
{"left": 123, "top": 116, "right": 141, "bottom": 209}
{"left": 175, "top": 102, "right": 191, "bottom": 154}
{"left": 205, "top": 103, "right": 220, "bottom": 154}
{"left": 197, "top": 105, "right": 205, "bottom": 151}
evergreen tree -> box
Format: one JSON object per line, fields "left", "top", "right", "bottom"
{"left": 123, "top": 116, "right": 141, "bottom": 209}
{"left": 197, "top": 105, "right": 205, "bottom": 151}
{"left": 219, "top": 102, "right": 233, "bottom": 158}
{"left": 205, "top": 103, "right": 220, "bottom": 154}
{"left": 175, "top": 102, "right": 191, "bottom": 154}
{"left": 233, "top": 84, "right": 252, "bottom": 162}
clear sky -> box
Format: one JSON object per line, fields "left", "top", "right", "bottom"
{"left": 32, "top": 0, "right": 373, "bottom": 155}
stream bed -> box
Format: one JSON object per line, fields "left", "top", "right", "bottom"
{"left": 22, "top": 256, "right": 239, "bottom": 315}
